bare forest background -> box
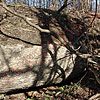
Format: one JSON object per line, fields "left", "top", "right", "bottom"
{"left": 4, "top": 0, "right": 100, "bottom": 12}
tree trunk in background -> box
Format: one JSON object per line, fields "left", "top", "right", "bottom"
{"left": 98, "top": 0, "right": 100, "bottom": 12}
{"left": 33, "top": 0, "right": 35, "bottom": 6}
{"left": 46, "top": 0, "right": 49, "bottom": 8}
{"left": 54, "top": 0, "right": 58, "bottom": 10}
{"left": 63, "top": 0, "right": 67, "bottom": 12}
{"left": 74, "top": 0, "right": 77, "bottom": 10}
{"left": 39, "top": 0, "right": 41, "bottom": 8}
{"left": 59, "top": 0, "right": 62, "bottom": 9}
{"left": 88, "top": 0, "right": 92, "bottom": 10}
{"left": 84, "top": 0, "right": 91, "bottom": 11}
{"left": 88, "top": 0, "right": 92, "bottom": 11}
{"left": 43, "top": 0, "right": 45, "bottom": 8}
{"left": 48, "top": 0, "right": 51, "bottom": 8}
{"left": 78, "top": 0, "right": 83, "bottom": 10}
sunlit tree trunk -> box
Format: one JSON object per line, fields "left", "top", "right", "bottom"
{"left": 54, "top": 0, "right": 58, "bottom": 10}
{"left": 39, "top": 0, "right": 41, "bottom": 8}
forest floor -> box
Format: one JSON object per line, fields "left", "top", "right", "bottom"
{"left": 3, "top": 71, "right": 100, "bottom": 100}
{"left": 0, "top": 4, "right": 100, "bottom": 100}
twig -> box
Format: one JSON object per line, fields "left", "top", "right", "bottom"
{"left": 57, "top": 0, "right": 73, "bottom": 13}
{"left": 89, "top": 0, "right": 98, "bottom": 27}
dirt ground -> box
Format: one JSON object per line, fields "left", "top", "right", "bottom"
{"left": 3, "top": 71, "right": 100, "bottom": 100}
{"left": 0, "top": 4, "right": 100, "bottom": 100}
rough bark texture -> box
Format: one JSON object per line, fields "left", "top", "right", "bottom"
{"left": 0, "top": 4, "right": 86, "bottom": 94}
{"left": 0, "top": 43, "right": 78, "bottom": 93}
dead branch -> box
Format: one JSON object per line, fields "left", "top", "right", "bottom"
{"left": 89, "top": 93, "right": 100, "bottom": 100}
{"left": 57, "top": 37, "right": 100, "bottom": 84}
{"left": 0, "top": 3, "right": 50, "bottom": 33}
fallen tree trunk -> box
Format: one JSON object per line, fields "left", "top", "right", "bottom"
{"left": 0, "top": 4, "right": 86, "bottom": 94}
{"left": 0, "top": 43, "right": 80, "bottom": 93}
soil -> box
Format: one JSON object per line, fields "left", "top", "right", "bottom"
{"left": 4, "top": 71, "right": 100, "bottom": 100}
{"left": 0, "top": 4, "right": 100, "bottom": 100}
